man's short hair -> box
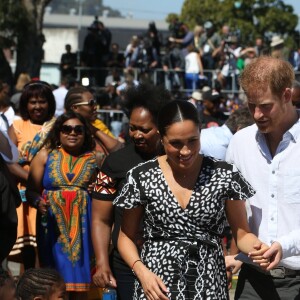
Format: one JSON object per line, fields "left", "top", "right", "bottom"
{"left": 239, "top": 56, "right": 294, "bottom": 99}
{"left": 226, "top": 107, "right": 254, "bottom": 134}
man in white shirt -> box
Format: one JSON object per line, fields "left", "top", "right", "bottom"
{"left": 226, "top": 56, "right": 300, "bottom": 299}
{"left": 0, "top": 130, "right": 18, "bottom": 163}
{"left": 201, "top": 107, "right": 253, "bottom": 160}
{"left": 53, "top": 77, "right": 68, "bottom": 117}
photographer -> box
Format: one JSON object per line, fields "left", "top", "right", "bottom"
{"left": 168, "top": 18, "right": 184, "bottom": 39}
{"left": 219, "top": 35, "right": 242, "bottom": 92}
{"left": 135, "top": 37, "right": 160, "bottom": 72}
{"left": 162, "top": 40, "right": 185, "bottom": 91}
{"left": 199, "top": 21, "right": 222, "bottom": 85}
{"left": 168, "top": 23, "right": 194, "bottom": 57}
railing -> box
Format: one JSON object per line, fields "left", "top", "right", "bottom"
{"left": 75, "top": 66, "right": 219, "bottom": 92}
{"left": 78, "top": 67, "right": 300, "bottom": 110}
{"left": 97, "top": 109, "right": 126, "bottom": 137}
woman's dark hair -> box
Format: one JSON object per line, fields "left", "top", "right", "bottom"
{"left": 124, "top": 83, "right": 172, "bottom": 126}
{"left": 44, "top": 111, "right": 95, "bottom": 152}
{"left": 16, "top": 268, "right": 64, "bottom": 300}
{"left": 64, "top": 86, "right": 92, "bottom": 111}
{"left": 19, "top": 81, "right": 56, "bottom": 121}
{"left": 158, "top": 100, "right": 201, "bottom": 137}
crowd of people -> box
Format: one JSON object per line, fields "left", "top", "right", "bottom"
{"left": 59, "top": 17, "right": 300, "bottom": 110}
{"left": 0, "top": 15, "right": 300, "bottom": 300}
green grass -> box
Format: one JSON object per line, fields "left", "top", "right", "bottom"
{"left": 231, "top": 277, "right": 237, "bottom": 290}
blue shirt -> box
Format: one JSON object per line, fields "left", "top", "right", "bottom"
{"left": 200, "top": 124, "right": 233, "bottom": 160}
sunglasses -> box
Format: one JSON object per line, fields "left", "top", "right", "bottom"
{"left": 75, "top": 99, "right": 97, "bottom": 107}
{"left": 60, "top": 125, "right": 85, "bottom": 135}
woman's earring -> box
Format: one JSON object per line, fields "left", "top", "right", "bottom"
{"left": 56, "top": 141, "right": 62, "bottom": 149}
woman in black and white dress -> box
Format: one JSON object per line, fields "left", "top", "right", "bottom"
{"left": 114, "top": 100, "right": 274, "bottom": 300}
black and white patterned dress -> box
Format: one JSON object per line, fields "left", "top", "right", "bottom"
{"left": 114, "top": 156, "right": 255, "bottom": 300}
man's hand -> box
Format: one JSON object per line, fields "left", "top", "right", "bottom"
{"left": 225, "top": 255, "right": 243, "bottom": 274}
{"left": 262, "top": 241, "right": 283, "bottom": 270}
{"left": 92, "top": 263, "right": 117, "bottom": 288}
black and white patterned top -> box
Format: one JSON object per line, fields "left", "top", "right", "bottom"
{"left": 114, "top": 156, "right": 255, "bottom": 300}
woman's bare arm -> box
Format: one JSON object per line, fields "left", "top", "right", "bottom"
{"left": 118, "top": 207, "right": 169, "bottom": 300}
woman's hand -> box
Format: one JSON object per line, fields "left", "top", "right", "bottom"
{"left": 226, "top": 269, "right": 232, "bottom": 290}
{"left": 248, "top": 243, "right": 270, "bottom": 270}
{"left": 137, "top": 267, "right": 169, "bottom": 300}
{"left": 87, "top": 181, "right": 95, "bottom": 194}
{"left": 37, "top": 196, "right": 50, "bottom": 215}
{"left": 225, "top": 254, "right": 242, "bottom": 290}
{"left": 92, "top": 262, "right": 117, "bottom": 288}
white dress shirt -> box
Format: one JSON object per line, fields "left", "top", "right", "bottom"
{"left": 0, "top": 131, "right": 19, "bottom": 163}
{"left": 53, "top": 86, "right": 68, "bottom": 117}
{"left": 226, "top": 122, "right": 300, "bottom": 270}
{"left": 200, "top": 124, "right": 233, "bottom": 160}
{"left": 2, "top": 106, "right": 15, "bottom": 126}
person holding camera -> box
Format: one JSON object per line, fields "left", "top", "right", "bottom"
{"left": 219, "top": 35, "right": 242, "bottom": 92}
{"left": 199, "top": 21, "right": 222, "bottom": 85}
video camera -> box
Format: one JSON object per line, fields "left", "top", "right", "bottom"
{"left": 223, "top": 29, "right": 241, "bottom": 45}
{"left": 169, "top": 19, "right": 183, "bottom": 39}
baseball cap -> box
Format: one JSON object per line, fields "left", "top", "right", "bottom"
{"left": 202, "top": 90, "right": 222, "bottom": 102}
{"left": 191, "top": 91, "right": 202, "bottom": 101}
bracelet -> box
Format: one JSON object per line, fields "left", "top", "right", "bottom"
{"left": 131, "top": 259, "right": 142, "bottom": 273}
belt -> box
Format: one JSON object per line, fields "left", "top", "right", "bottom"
{"left": 245, "top": 264, "right": 300, "bottom": 279}
{"left": 269, "top": 266, "right": 300, "bottom": 279}
{"left": 148, "top": 237, "right": 220, "bottom": 249}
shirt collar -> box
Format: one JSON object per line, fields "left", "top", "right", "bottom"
{"left": 255, "top": 110, "right": 300, "bottom": 159}
{"left": 287, "top": 109, "right": 300, "bottom": 142}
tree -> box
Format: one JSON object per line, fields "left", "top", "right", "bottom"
{"left": 169, "top": 0, "right": 298, "bottom": 47}
{"left": 0, "top": 0, "right": 123, "bottom": 84}
{"left": 0, "top": 0, "right": 52, "bottom": 83}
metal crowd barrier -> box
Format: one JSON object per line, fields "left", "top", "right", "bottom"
{"left": 75, "top": 66, "right": 218, "bottom": 91}
{"left": 78, "top": 67, "right": 300, "bottom": 107}
{"left": 96, "top": 109, "right": 126, "bottom": 137}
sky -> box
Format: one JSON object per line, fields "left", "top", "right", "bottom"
{"left": 103, "top": 0, "right": 300, "bottom": 22}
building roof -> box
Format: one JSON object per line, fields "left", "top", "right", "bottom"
{"left": 44, "top": 13, "right": 169, "bottom": 30}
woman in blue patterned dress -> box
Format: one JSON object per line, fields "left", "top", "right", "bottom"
{"left": 115, "top": 100, "right": 274, "bottom": 300}
{"left": 26, "top": 111, "right": 97, "bottom": 300}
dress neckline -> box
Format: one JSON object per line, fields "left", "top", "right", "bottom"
{"left": 157, "top": 155, "right": 204, "bottom": 211}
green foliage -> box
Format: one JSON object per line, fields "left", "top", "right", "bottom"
{"left": 168, "top": 0, "right": 299, "bottom": 47}
{"left": 166, "top": 13, "right": 180, "bottom": 24}
{"left": 0, "top": 1, "right": 29, "bottom": 46}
